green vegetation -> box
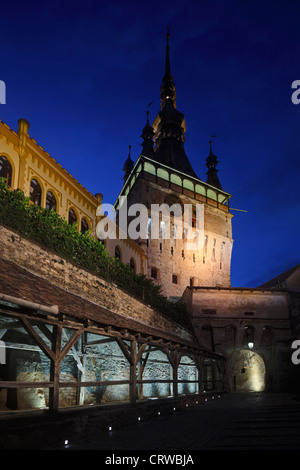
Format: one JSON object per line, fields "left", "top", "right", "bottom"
{"left": 0, "top": 179, "right": 190, "bottom": 328}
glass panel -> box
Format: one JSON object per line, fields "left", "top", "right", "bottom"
{"left": 195, "top": 184, "right": 206, "bottom": 196}
{"left": 30, "top": 179, "right": 42, "bottom": 206}
{"left": 46, "top": 191, "right": 57, "bottom": 211}
{"left": 170, "top": 173, "right": 182, "bottom": 186}
{"left": 218, "top": 193, "right": 227, "bottom": 204}
{"left": 0, "top": 156, "right": 12, "bottom": 186}
{"left": 129, "top": 175, "right": 136, "bottom": 189}
{"left": 68, "top": 208, "right": 77, "bottom": 225}
{"left": 183, "top": 179, "right": 194, "bottom": 191}
{"left": 144, "top": 162, "right": 156, "bottom": 176}
{"left": 157, "top": 168, "right": 169, "bottom": 181}
{"left": 81, "top": 218, "right": 89, "bottom": 234}
{"left": 207, "top": 189, "right": 217, "bottom": 201}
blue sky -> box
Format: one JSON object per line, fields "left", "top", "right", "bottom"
{"left": 1, "top": 0, "right": 299, "bottom": 287}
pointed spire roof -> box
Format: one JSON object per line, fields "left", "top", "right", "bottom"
{"left": 160, "top": 26, "right": 176, "bottom": 110}
{"left": 151, "top": 28, "right": 198, "bottom": 178}
{"left": 164, "top": 26, "right": 171, "bottom": 77}
{"left": 122, "top": 145, "right": 134, "bottom": 181}
{"left": 141, "top": 110, "right": 154, "bottom": 157}
{"left": 206, "top": 139, "right": 222, "bottom": 190}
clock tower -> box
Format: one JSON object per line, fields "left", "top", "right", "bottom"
{"left": 115, "top": 31, "right": 233, "bottom": 299}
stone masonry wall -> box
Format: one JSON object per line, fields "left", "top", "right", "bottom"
{"left": 0, "top": 224, "right": 193, "bottom": 343}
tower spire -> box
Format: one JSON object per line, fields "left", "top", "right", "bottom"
{"left": 122, "top": 145, "right": 134, "bottom": 182}
{"left": 151, "top": 28, "right": 198, "bottom": 178}
{"left": 206, "top": 138, "right": 222, "bottom": 190}
{"left": 160, "top": 26, "right": 176, "bottom": 109}
{"left": 141, "top": 109, "right": 154, "bottom": 157}
{"left": 165, "top": 25, "right": 171, "bottom": 77}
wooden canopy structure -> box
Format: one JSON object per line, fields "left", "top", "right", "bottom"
{"left": 0, "top": 257, "right": 225, "bottom": 413}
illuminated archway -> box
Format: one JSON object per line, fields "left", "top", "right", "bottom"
{"left": 227, "top": 349, "right": 266, "bottom": 392}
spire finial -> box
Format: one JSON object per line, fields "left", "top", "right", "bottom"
{"left": 160, "top": 26, "right": 176, "bottom": 108}
{"left": 209, "top": 135, "right": 216, "bottom": 155}
{"left": 147, "top": 100, "right": 154, "bottom": 124}
{"left": 206, "top": 136, "right": 222, "bottom": 190}
{"left": 141, "top": 106, "right": 154, "bottom": 157}
{"left": 122, "top": 144, "right": 134, "bottom": 181}
{"left": 165, "top": 25, "right": 171, "bottom": 77}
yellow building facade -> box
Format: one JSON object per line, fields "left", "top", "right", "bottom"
{"left": 0, "top": 117, "right": 147, "bottom": 274}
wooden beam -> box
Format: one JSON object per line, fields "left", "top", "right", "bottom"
{"left": 49, "top": 324, "right": 62, "bottom": 413}
{"left": 130, "top": 340, "right": 137, "bottom": 406}
{"left": 19, "top": 317, "right": 55, "bottom": 361}
{"left": 60, "top": 329, "right": 83, "bottom": 362}
{"left": 116, "top": 337, "right": 132, "bottom": 364}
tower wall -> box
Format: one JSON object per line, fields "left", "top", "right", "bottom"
{"left": 122, "top": 170, "right": 233, "bottom": 298}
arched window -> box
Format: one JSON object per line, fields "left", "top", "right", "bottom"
{"left": 0, "top": 156, "right": 12, "bottom": 186}
{"left": 220, "top": 241, "right": 225, "bottom": 270}
{"left": 46, "top": 191, "right": 57, "bottom": 211}
{"left": 30, "top": 179, "right": 42, "bottom": 206}
{"left": 68, "top": 208, "right": 77, "bottom": 226}
{"left": 115, "top": 246, "right": 121, "bottom": 261}
{"left": 129, "top": 258, "right": 136, "bottom": 272}
{"left": 212, "top": 238, "right": 216, "bottom": 262}
{"left": 81, "top": 218, "right": 89, "bottom": 234}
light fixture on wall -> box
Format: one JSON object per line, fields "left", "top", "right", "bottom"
{"left": 248, "top": 342, "right": 254, "bottom": 350}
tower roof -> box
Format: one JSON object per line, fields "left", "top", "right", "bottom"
{"left": 160, "top": 26, "right": 176, "bottom": 110}
{"left": 122, "top": 145, "right": 134, "bottom": 181}
{"left": 206, "top": 139, "right": 222, "bottom": 190}
{"left": 140, "top": 110, "right": 154, "bottom": 157}
{"left": 151, "top": 28, "right": 198, "bottom": 179}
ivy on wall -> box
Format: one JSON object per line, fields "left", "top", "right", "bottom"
{"left": 0, "top": 179, "right": 189, "bottom": 328}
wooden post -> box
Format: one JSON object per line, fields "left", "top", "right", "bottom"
{"left": 172, "top": 362, "right": 178, "bottom": 399}
{"left": 164, "top": 348, "right": 180, "bottom": 399}
{"left": 137, "top": 344, "right": 148, "bottom": 400}
{"left": 194, "top": 355, "right": 203, "bottom": 394}
{"left": 49, "top": 324, "right": 62, "bottom": 413}
{"left": 130, "top": 340, "right": 137, "bottom": 406}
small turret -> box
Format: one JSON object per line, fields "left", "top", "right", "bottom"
{"left": 206, "top": 139, "right": 222, "bottom": 190}
{"left": 122, "top": 145, "right": 134, "bottom": 182}
{"left": 141, "top": 110, "right": 154, "bottom": 157}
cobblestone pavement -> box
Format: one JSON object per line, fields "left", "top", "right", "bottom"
{"left": 68, "top": 392, "right": 300, "bottom": 451}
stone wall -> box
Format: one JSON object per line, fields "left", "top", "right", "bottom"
{"left": 182, "top": 285, "right": 299, "bottom": 392}
{"left": 0, "top": 224, "right": 193, "bottom": 343}
{"left": 123, "top": 174, "right": 233, "bottom": 299}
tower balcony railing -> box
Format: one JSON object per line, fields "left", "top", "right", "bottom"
{"left": 116, "top": 155, "right": 231, "bottom": 213}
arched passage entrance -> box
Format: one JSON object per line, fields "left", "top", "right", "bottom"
{"left": 227, "top": 349, "right": 266, "bottom": 392}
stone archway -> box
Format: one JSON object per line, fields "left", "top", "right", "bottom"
{"left": 227, "top": 349, "right": 266, "bottom": 392}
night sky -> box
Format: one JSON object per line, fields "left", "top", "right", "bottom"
{"left": 1, "top": 0, "right": 299, "bottom": 288}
